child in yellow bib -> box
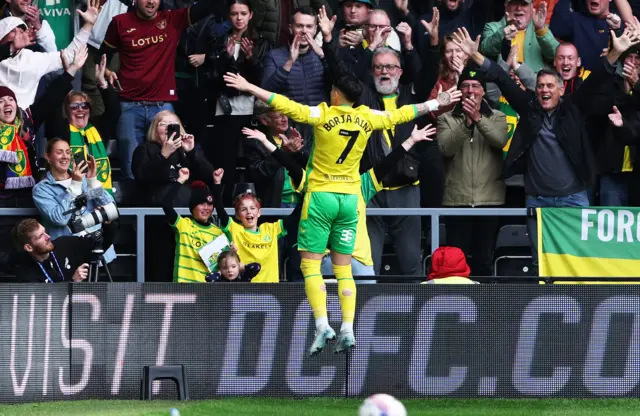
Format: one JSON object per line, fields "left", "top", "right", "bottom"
{"left": 211, "top": 168, "right": 302, "bottom": 283}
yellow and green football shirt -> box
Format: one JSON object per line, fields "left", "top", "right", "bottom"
{"left": 267, "top": 93, "right": 418, "bottom": 195}
{"left": 312, "top": 168, "right": 383, "bottom": 266}
{"left": 223, "top": 219, "right": 287, "bottom": 283}
{"left": 172, "top": 216, "right": 223, "bottom": 283}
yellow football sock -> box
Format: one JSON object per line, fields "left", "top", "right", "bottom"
{"left": 334, "top": 264, "right": 356, "bottom": 326}
{"left": 301, "top": 258, "right": 327, "bottom": 321}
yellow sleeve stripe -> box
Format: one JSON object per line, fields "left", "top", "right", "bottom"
{"left": 369, "top": 168, "right": 384, "bottom": 192}
{"left": 412, "top": 104, "right": 418, "bottom": 118}
{"left": 103, "top": 40, "right": 116, "bottom": 49}
{"left": 267, "top": 93, "right": 276, "bottom": 105}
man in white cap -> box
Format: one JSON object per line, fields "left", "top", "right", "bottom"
{"left": 0, "top": 0, "right": 100, "bottom": 108}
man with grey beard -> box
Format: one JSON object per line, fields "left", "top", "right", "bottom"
{"left": 356, "top": 47, "right": 426, "bottom": 276}
{"left": 319, "top": 9, "right": 432, "bottom": 275}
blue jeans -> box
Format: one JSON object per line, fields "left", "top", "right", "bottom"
{"left": 526, "top": 190, "right": 590, "bottom": 266}
{"left": 320, "top": 255, "right": 376, "bottom": 279}
{"left": 117, "top": 101, "right": 174, "bottom": 179}
{"left": 599, "top": 173, "right": 630, "bottom": 207}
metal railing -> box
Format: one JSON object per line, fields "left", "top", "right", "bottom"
{"left": 0, "top": 207, "right": 527, "bottom": 282}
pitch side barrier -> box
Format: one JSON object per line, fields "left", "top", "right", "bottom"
{"left": 2, "top": 283, "right": 640, "bottom": 403}
{"left": 0, "top": 207, "right": 526, "bottom": 282}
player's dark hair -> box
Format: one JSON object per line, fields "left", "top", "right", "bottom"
{"left": 334, "top": 72, "right": 363, "bottom": 103}
{"left": 290, "top": 6, "right": 318, "bottom": 25}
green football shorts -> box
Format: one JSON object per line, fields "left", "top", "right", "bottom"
{"left": 298, "top": 191, "right": 358, "bottom": 255}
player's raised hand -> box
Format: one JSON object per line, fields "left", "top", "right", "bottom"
{"left": 213, "top": 168, "right": 225, "bottom": 185}
{"left": 223, "top": 72, "right": 251, "bottom": 92}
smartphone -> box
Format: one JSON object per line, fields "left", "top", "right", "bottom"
{"left": 344, "top": 24, "right": 358, "bottom": 32}
{"left": 73, "top": 152, "right": 85, "bottom": 168}
{"left": 167, "top": 124, "right": 181, "bottom": 140}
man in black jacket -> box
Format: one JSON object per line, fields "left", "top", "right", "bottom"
{"left": 164, "top": 0, "right": 221, "bottom": 145}
{"left": 320, "top": 8, "right": 427, "bottom": 275}
{"left": 453, "top": 25, "right": 640, "bottom": 271}
{"left": 8, "top": 219, "right": 91, "bottom": 283}
{"left": 589, "top": 46, "right": 640, "bottom": 206}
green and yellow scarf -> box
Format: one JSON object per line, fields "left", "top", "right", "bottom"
{"left": 0, "top": 115, "right": 35, "bottom": 190}
{"left": 69, "top": 124, "right": 113, "bottom": 194}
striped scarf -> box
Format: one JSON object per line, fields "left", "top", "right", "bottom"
{"left": 0, "top": 114, "right": 35, "bottom": 189}
{"left": 69, "top": 124, "right": 113, "bottom": 194}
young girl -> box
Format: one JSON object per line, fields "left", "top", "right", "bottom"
{"left": 209, "top": 0, "right": 270, "bottom": 205}
{"left": 211, "top": 161, "right": 302, "bottom": 283}
{"left": 207, "top": 250, "right": 261, "bottom": 282}
{"left": 163, "top": 167, "right": 224, "bottom": 283}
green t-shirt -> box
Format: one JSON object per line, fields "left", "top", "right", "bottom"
{"left": 39, "top": 0, "right": 74, "bottom": 50}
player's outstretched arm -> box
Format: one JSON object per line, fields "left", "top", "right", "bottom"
{"left": 224, "top": 72, "right": 272, "bottom": 103}
{"left": 225, "top": 72, "right": 326, "bottom": 126}
{"left": 415, "top": 85, "right": 463, "bottom": 117}
{"left": 369, "top": 85, "right": 462, "bottom": 131}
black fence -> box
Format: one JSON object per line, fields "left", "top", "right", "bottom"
{"left": 2, "top": 283, "right": 640, "bottom": 403}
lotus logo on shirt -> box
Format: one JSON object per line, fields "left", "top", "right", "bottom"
{"left": 131, "top": 34, "right": 167, "bottom": 47}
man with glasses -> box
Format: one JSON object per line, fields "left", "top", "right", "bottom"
{"left": 320, "top": 6, "right": 426, "bottom": 276}
{"left": 437, "top": 67, "right": 508, "bottom": 277}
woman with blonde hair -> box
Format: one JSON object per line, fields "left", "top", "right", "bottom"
{"left": 132, "top": 110, "right": 214, "bottom": 282}
{"left": 131, "top": 109, "right": 213, "bottom": 206}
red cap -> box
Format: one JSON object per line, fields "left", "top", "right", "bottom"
{"left": 428, "top": 246, "right": 471, "bottom": 280}
{"left": 0, "top": 86, "right": 16, "bottom": 102}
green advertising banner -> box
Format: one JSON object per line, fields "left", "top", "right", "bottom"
{"left": 38, "top": 0, "right": 74, "bottom": 50}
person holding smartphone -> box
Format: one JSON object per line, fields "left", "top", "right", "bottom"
{"left": 32, "top": 138, "right": 116, "bottom": 263}
{"left": 131, "top": 110, "right": 214, "bottom": 282}
{"left": 47, "top": 54, "right": 119, "bottom": 195}
{"left": 131, "top": 110, "right": 213, "bottom": 206}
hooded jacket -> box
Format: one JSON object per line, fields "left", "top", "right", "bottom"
{"left": 438, "top": 100, "right": 508, "bottom": 206}
{"left": 0, "top": 7, "right": 57, "bottom": 53}
{"left": 0, "top": 21, "right": 90, "bottom": 108}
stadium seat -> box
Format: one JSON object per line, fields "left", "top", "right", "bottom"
{"left": 111, "top": 180, "right": 141, "bottom": 207}
{"left": 493, "top": 225, "right": 534, "bottom": 277}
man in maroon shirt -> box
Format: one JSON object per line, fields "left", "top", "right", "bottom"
{"left": 100, "top": 0, "right": 216, "bottom": 179}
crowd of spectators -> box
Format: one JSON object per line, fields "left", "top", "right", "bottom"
{"left": 2, "top": 0, "right": 640, "bottom": 282}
